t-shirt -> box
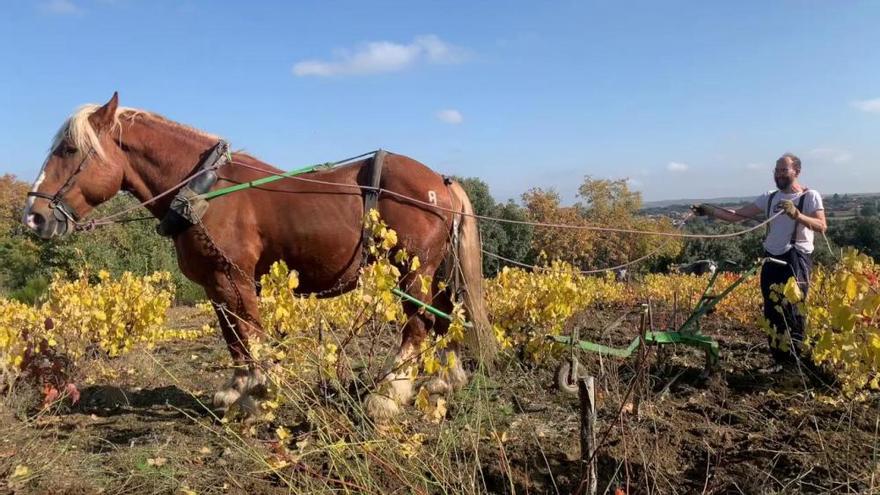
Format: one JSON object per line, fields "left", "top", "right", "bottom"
{"left": 753, "top": 189, "right": 824, "bottom": 255}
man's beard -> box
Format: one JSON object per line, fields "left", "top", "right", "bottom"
{"left": 775, "top": 176, "right": 792, "bottom": 190}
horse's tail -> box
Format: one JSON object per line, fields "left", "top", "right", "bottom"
{"left": 448, "top": 181, "right": 498, "bottom": 367}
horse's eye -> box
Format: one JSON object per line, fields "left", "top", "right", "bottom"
{"left": 63, "top": 145, "right": 78, "bottom": 156}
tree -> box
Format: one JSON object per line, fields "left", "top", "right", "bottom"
{"left": 497, "top": 200, "right": 533, "bottom": 267}
{"left": 0, "top": 175, "right": 44, "bottom": 300}
{"left": 576, "top": 176, "right": 642, "bottom": 221}
{"left": 0, "top": 174, "right": 29, "bottom": 235}
{"left": 829, "top": 217, "right": 880, "bottom": 261}
{"left": 0, "top": 175, "right": 203, "bottom": 303}
{"left": 677, "top": 220, "right": 764, "bottom": 269}
{"left": 522, "top": 177, "right": 682, "bottom": 272}
{"left": 522, "top": 187, "right": 595, "bottom": 268}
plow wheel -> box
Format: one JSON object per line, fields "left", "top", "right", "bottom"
{"left": 556, "top": 357, "right": 583, "bottom": 396}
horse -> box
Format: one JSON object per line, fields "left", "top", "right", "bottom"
{"left": 22, "top": 92, "right": 497, "bottom": 420}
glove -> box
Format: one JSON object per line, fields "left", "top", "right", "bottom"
{"left": 690, "top": 204, "right": 710, "bottom": 216}
{"left": 778, "top": 199, "right": 799, "bottom": 219}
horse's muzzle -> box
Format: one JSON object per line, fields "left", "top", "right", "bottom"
{"left": 23, "top": 204, "right": 69, "bottom": 239}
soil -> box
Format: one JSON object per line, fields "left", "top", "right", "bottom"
{"left": 1, "top": 306, "right": 878, "bottom": 494}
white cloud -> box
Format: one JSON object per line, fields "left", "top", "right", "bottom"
{"left": 436, "top": 109, "right": 463, "bottom": 125}
{"left": 40, "top": 0, "right": 81, "bottom": 14}
{"left": 667, "top": 161, "right": 689, "bottom": 172}
{"left": 851, "top": 98, "right": 880, "bottom": 113}
{"left": 292, "top": 35, "right": 466, "bottom": 77}
{"left": 808, "top": 147, "right": 853, "bottom": 164}
{"left": 745, "top": 162, "right": 765, "bottom": 171}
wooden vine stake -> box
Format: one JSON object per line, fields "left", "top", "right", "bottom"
{"left": 578, "top": 376, "right": 597, "bottom": 495}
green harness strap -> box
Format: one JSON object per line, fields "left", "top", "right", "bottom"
{"left": 198, "top": 150, "right": 379, "bottom": 201}
{"left": 200, "top": 163, "right": 329, "bottom": 200}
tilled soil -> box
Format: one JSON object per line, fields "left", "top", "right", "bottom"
{"left": 1, "top": 306, "right": 878, "bottom": 494}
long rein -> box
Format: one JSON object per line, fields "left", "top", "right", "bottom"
{"left": 76, "top": 149, "right": 377, "bottom": 231}
{"left": 77, "top": 150, "right": 787, "bottom": 273}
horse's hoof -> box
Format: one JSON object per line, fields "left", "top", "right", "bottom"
{"left": 364, "top": 393, "right": 400, "bottom": 422}
{"left": 388, "top": 373, "right": 414, "bottom": 405}
{"left": 213, "top": 388, "right": 241, "bottom": 410}
{"left": 235, "top": 394, "right": 261, "bottom": 421}
{"left": 447, "top": 365, "right": 469, "bottom": 391}
{"left": 423, "top": 377, "right": 451, "bottom": 396}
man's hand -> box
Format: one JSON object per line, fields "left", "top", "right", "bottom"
{"left": 778, "top": 199, "right": 799, "bottom": 219}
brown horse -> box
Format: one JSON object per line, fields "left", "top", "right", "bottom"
{"left": 22, "top": 93, "right": 497, "bottom": 419}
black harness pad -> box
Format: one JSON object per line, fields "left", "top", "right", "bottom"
{"left": 360, "top": 150, "right": 387, "bottom": 259}
{"left": 364, "top": 150, "right": 386, "bottom": 215}
{"left": 156, "top": 141, "right": 229, "bottom": 237}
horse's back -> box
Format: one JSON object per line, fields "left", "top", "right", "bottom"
{"left": 239, "top": 152, "right": 455, "bottom": 290}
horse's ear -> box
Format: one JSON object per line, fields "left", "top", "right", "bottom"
{"left": 89, "top": 92, "right": 119, "bottom": 131}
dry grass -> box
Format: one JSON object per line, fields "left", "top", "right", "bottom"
{"left": 1, "top": 306, "right": 878, "bottom": 494}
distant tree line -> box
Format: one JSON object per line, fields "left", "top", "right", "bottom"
{"left": 459, "top": 179, "right": 878, "bottom": 274}
{"left": 456, "top": 176, "right": 682, "bottom": 276}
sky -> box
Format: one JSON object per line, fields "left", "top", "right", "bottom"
{"left": 1, "top": 0, "right": 879, "bottom": 203}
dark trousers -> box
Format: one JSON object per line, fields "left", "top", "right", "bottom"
{"left": 760, "top": 249, "right": 812, "bottom": 363}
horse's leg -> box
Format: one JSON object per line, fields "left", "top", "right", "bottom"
{"left": 364, "top": 266, "right": 439, "bottom": 421}
{"left": 207, "top": 272, "right": 266, "bottom": 416}
{"left": 421, "top": 284, "right": 469, "bottom": 396}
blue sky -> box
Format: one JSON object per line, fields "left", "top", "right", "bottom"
{"left": 2, "top": 1, "right": 879, "bottom": 202}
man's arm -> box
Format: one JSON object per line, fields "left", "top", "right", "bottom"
{"left": 693, "top": 203, "right": 763, "bottom": 223}
{"left": 795, "top": 208, "right": 827, "bottom": 233}
{"left": 777, "top": 198, "right": 827, "bottom": 233}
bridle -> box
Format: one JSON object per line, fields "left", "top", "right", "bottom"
{"left": 26, "top": 138, "right": 233, "bottom": 236}
{"left": 26, "top": 147, "right": 95, "bottom": 230}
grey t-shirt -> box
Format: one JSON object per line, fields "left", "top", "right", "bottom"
{"left": 753, "top": 189, "right": 824, "bottom": 255}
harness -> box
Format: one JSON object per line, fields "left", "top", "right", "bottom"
{"left": 766, "top": 189, "right": 808, "bottom": 246}
{"left": 156, "top": 144, "right": 388, "bottom": 250}
{"left": 156, "top": 140, "right": 230, "bottom": 237}
{"left": 363, "top": 150, "right": 386, "bottom": 216}
{"left": 361, "top": 149, "right": 387, "bottom": 252}
{"left": 37, "top": 143, "right": 393, "bottom": 266}
{"left": 26, "top": 147, "right": 96, "bottom": 233}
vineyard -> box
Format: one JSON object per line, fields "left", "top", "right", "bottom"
{"left": 1, "top": 217, "right": 879, "bottom": 494}
{"left": 9, "top": 2, "right": 880, "bottom": 492}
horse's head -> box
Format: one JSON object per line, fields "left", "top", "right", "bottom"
{"left": 23, "top": 92, "right": 129, "bottom": 239}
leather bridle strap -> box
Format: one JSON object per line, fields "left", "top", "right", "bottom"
{"left": 26, "top": 147, "right": 96, "bottom": 223}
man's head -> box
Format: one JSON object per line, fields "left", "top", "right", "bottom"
{"left": 774, "top": 153, "right": 801, "bottom": 191}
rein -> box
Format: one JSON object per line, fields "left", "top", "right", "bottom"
{"left": 78, "top": 148, "right": 378, "bottom": 231}
{"left": 49, "top": 143, "right": 796, "bottom": 280}
{"left": 29, "top": 140, "right": 223, "bottom": 233}
{"left": 79, "top": 146, "right": 782, "bottom": 240}
{"left": 75, "top": 141, "right": 232, "bottom": 232}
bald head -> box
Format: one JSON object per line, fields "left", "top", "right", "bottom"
{"left": 774, "top": 153, "right": 801, "bottom": 191}
{"left": 777, "top": 153, "right": 801, "bottom": 175}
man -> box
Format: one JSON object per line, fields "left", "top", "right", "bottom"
{"left": 692, "top": 153, "right": 827, "bottom": 370}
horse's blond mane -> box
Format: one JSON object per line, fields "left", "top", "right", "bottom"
{"left": 52, "top": 104, "right": 219, "bottom": 160}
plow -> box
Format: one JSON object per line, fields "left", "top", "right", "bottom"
{"left": 550, "top": 257, "right": 787, "bottom": 394}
